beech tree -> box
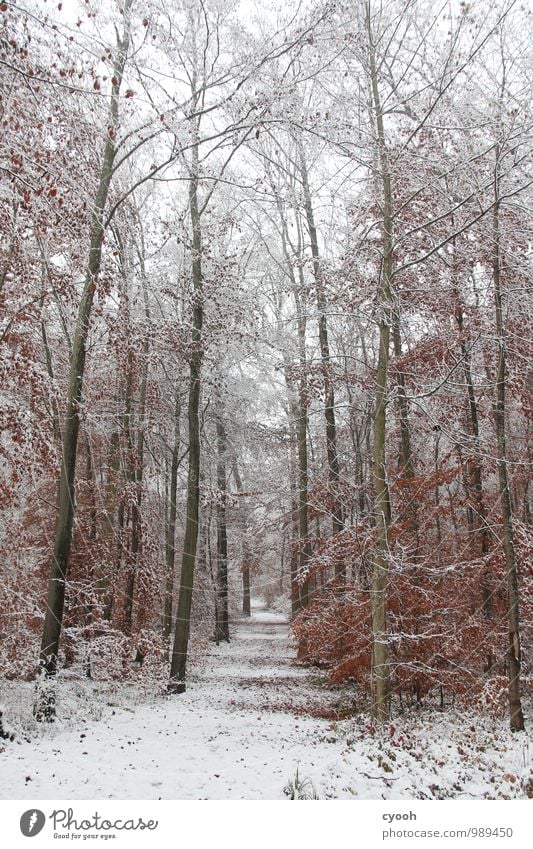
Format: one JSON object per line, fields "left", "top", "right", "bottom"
{"left": 36, "top": 0, "right": 137, "bottom": 718}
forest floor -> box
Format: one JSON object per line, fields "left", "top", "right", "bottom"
{"left": 0, "top": 602, "right": 531, "bottom": 800}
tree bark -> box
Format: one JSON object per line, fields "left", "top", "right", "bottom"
{"left": 367, "top": 5, "right": 392, "bottom": 722}
{"left": 163, "top": 388, "right": 181, "bottom": 640}
{"left": 273, "top": 186, "right": 311, "bottom": 610}
{"left": 492, "top": 144, "right": 525, "bottom": 732}
{"left": 168, "top": 97, "right": 203, "bottom": 694}
{"left": 242, "top": 553, "right": 251, "bottom": 617}
{"left": 450, "top": 227, "right": 492, "bottom": 618}
{"left": 297, "top": 141, "right": 344, "bottom": 577}
{"left": 122, "top": 234, "right": 150, "bottom": 636}
{"left": 215, "top": 413, "right": 230, "bottom": 642}
{"left": 231, "top": 461, "right": 251, "bottom": 616}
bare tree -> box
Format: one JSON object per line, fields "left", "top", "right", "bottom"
{"left": 36, "top": 0, "right": 135, "bottom": 718}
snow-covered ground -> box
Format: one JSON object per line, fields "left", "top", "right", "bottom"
{"left": 0, "top": 603, "right": 531, "bottom": 800}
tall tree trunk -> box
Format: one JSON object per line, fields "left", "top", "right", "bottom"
{"left": 273, "top": 186, "right": 311, "bottom": 609}
{"left": 392, "top": 318, "right": 414, "bottom": 481}
{"left": 434, "top": 428, "right": 442, "bottom": 550}
{"left": 295, "top": 392, "right": 310, "bottom": 607}
{"left": 119, "top": 229, "right": 150, "bottom": 637}
{"left": 492, "top": 144, "right": 525, "bottom": 732}
{"left": 122, "top": 352, "right": 136, "bottom": 636}
{"left": 392, "top": 317, "right": 418, "bottom": 554}
{"left": 128, "top": 245, "right": 151, "bottom": 633}
{"left": 242, "top": 557, "right": 251, "bottom": 616}
{"left": 368, "top": 5, "right": 392, "bottom": 722}
{"left": 297, "top": 142, "right": 344, "bottom": 577}
{"left": 232, "top": 462, "right": 251, "bottom": 616}
{"left": 293, "top": 219, "right": 312, "bottom": 606}
{"left": 163, "top": 388, "right": 181, "bottom": 640}
{"left": 289, "top": 466, "right": 302, "bottom": 616}
{"left": 215, "top": 413, "right": 230, "bottom": 642}
{"left": 285, "top": 383, "right": 310, "bottom": 610}
{"left": 450, "top": 228, "right": 492, "bottom": 618}
{"left": 36, "top": 4, "right": 133, "bottom": 718}
{"left": 168, "top": 98, "right": 203, "bottom": 694}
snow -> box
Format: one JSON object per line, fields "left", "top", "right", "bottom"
{"left": 0, "top": 602, "right": 531, "bottom": 800}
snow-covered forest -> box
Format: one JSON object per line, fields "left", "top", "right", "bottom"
{"left": 0, "top": 0, "right": 531, "bottom": 802}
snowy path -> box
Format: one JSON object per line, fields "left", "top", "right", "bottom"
{"left": 1, "top": 604, "right": 530, "bottom": 800}
{"left": 0, "top": 606, "right": 341, "bottom": 800}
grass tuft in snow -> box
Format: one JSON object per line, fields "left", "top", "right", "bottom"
{"left": 284, "top": 767, "right": 319, "bottom": 800}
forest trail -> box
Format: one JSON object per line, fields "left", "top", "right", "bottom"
{"left": 0, "top": 603, "right": 343, "bottom": 800}
{"left": 1, "top": 602, "right": 530, "bottom": 800}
